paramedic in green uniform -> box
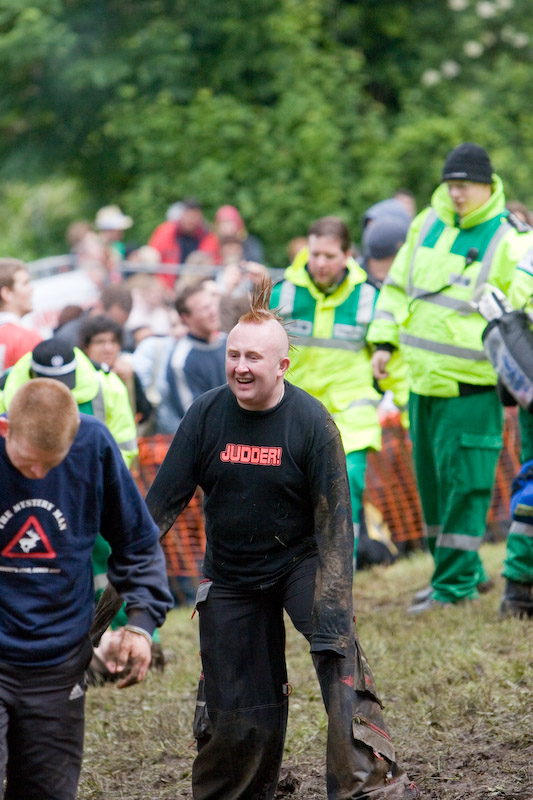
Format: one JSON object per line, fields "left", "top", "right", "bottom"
{"left": 368, "top": 142, "right": 533, "bottom": 612}
{"left": 271, "top": 216, "right": 407, "bottom": 560}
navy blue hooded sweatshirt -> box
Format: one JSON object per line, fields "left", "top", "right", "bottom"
{"left": 0, "top": 414, "right": 172, "bottom": 666}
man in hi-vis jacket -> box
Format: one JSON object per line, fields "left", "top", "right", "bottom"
{"left": 368, "top": 142, "right": 533, "bottom": 613}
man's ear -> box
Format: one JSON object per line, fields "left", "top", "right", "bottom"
{"left": 0, "top": 417, "right": 9, "bottom": 440}
{"left": 0, "top": 285, "right": 10, "bottom": 306}
{"left": 279, "top": 356, "right": 290, "bottom": 377}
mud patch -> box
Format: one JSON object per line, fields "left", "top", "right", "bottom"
{"left": 407, "top": 736, "right": 533, "bottom": 800}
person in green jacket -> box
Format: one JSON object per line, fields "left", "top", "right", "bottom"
{"left": 1, "top": 339, "right": 138, "bottom": 466}
{"left": 368, "top": 142, "right": 533, "bottom": 612}
{"left": 270, "top": 216, "right": 407, "bottom": 561}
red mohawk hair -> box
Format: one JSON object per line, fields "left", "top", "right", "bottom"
{"left": 239, "top": 277, "right": 283, "bottom": 325}
{"left": 238, "top": 277, "right": 293, "bottom": 347}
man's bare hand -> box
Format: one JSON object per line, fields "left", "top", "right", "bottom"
{"left": 113, "top": 356, "right": 134, "bottom": 384}
{"left": 222, "top": 263, "right": 243, "bottom": 294}
{"left": 240, "top": 261, "right": 269, "bottom": 285}
{"left": 103, "top": 628, "right": 153, "bottom": 689}
{"left": 371, "top": 350, "right": 392, "bottom": 380}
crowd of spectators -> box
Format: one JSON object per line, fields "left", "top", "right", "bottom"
{"left": 2, "top": 150, "right": 533, "bottom": 800}
{"left": 2, "top": 172, "right": 533, "bottom": 618}
{"left": 49, "top": 195, "right": 416, "bottom": 438}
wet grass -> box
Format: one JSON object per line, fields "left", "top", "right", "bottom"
{"left": 79, "top": 542, "right": 533, "bottom": 799}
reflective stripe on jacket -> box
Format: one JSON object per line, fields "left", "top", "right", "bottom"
{"left": 1, "top": 348, "right": 138, "bottom": 467}
{"left": 367, "top": 175, "right": 533, "bottom": 397}
{"left": 271, "top": 251, "right": 406, "bottom": 452}
{"left": 509, "top": 241, "right": 533, "bottom": 311}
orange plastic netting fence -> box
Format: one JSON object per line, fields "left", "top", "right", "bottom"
{"left": 132, "top": 436, "right": 206, "bottom": 586}
{"left": 366, "top": 407, "right": 521, "bottom": 549}
{"left": 132, "top": 407, "right": 522, "bottom": 579}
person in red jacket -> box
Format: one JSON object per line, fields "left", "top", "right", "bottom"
{"left": 148, "top": 199, "right": 219, "bottom": 288}
{"left": 0, "top": 258, "right": 42, "bottom": 372}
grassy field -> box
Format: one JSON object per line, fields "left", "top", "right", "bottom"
{"left": 79, "top": 543, "right": 532, "bottom": 799}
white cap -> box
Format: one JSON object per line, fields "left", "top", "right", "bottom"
{"left": 95, "top": 205, "right": 133, "bottom": 231}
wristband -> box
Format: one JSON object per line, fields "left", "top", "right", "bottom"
{"left": 124, "top": 625, "right": 153, "bottom": 645}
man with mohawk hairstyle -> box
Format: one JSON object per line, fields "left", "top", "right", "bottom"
{"left": 146, "top": 279, "right": 419, "bottom": 800}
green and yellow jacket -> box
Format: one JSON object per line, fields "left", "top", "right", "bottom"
{"left": 509, "top": 235, "right": 533, "bottom": 311}
{"left": 1, "top": 347, "right": 138, "bottom": 467}
{"left": 271, "top": 249, "right": 407, "bottom": 453}
{"left": 367, "top": 175, "right": 533, "bottom": 397}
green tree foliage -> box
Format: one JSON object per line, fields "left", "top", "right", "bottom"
{"left": 0, "top": 0, "right": 532, "bottom": 261}
{"left": 0, "top": 177, "right": 89, "bottom": 261}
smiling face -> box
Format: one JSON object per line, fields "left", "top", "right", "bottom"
{"left": 181, "top": 289, "right": 221, "bottom": 341}
{"left": 307, "top": 234, "right": 350, "bottom": 291}
{"left": 446, "top": 180, "right": 492, "bottom": 217}
{"left": 226, "top": 320, "right": 290, "bottom": 411}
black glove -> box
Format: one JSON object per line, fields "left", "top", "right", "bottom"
{"left": 496, "top": 378, "right": 518, "bottom": 407}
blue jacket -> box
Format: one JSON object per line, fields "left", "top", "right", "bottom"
{"left": 0, "top": 414, "right": 172, "bottom": 666}
{"left": 166, "top": 332, "right": 227, "bottom": 420}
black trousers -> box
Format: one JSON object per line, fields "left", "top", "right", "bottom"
{"left": 192, "top": 555, "right": 414, "bottom": 799}
{"left": 0, "top": 638, "right": 92, "bottom": 800}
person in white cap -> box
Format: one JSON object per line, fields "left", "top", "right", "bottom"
{"left": 77, "top": 205, "right": 133, "bottom": 288}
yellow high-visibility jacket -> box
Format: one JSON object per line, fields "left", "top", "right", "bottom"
{"left": 367, "top": 175, "right": 533, "bottom": 397}
{"left": 1, "top": 347, "right": 138, "bottom": 466}
{"left": 270, "top": 250, "right": 407, "bottom": 453}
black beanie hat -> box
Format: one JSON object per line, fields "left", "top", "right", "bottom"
{"left": 442, "top": 142, "right": 493, "bottom": 184}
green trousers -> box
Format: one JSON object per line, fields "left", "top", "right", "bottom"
{"left": 410, "top": 391, "right": 503, "bottom": 603}
{"left": 502, "top": 408, "right": 533, "bottom": 584}
{"left": 345, "top": 449, "right": 368, "bottom": 562}
{"left": 92, "top": 534, "right": 129, "bottom": 629}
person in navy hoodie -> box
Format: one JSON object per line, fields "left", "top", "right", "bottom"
{"left": 0, "top": 378, "right": 172, "bottom": 800}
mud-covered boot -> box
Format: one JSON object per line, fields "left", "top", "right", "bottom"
{"left": 500, "top": 579, "right": 533, "bottom": 618}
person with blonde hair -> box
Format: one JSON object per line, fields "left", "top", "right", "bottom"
{"left": 0, "top": 378, "right": 172, "bottom": 800}
{"left": 5, "top": 375, "right": 79, "bottom": 458}
{"left": 146, "top": 280, "right": 418, "bottom": 800}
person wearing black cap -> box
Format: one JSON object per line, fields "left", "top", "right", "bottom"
{"left": 1, "top": 338, "right": 138, "bottom": 466}
{"left": 368, "top": 142, "right": 533, "bottom": 613}
{"left": 30, "top": 338, "right": 78, "bottom": 388}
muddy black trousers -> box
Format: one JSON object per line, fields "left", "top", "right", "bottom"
{"left": 0, "top": 638, "right": 92, "bottom": 800}
{"left": 192, "top": 555, "right": 414, "bottom": 800}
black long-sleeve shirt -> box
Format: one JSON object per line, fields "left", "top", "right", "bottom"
{"left": 146, "top": 382, "right": 355, "bottom": 656}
